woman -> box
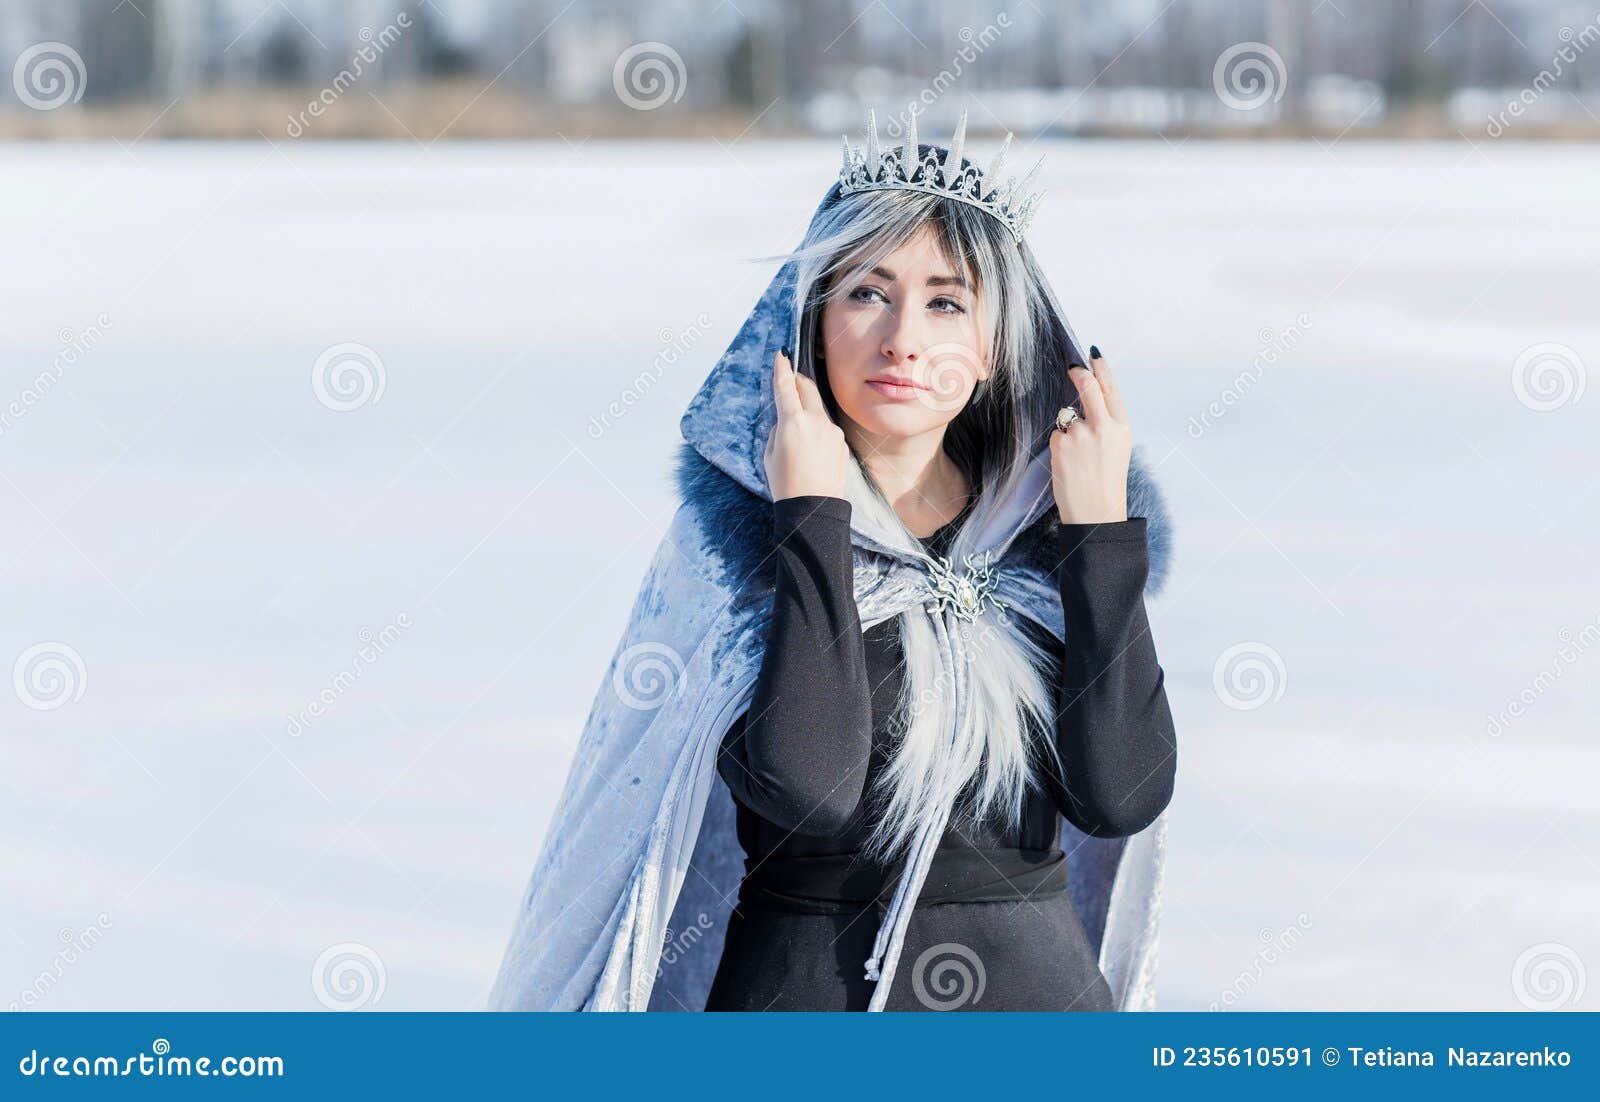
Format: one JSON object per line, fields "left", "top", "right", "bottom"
{"left": 701, "top": 113, "right": 1177, "bottom": 1012}
{"left": 486, "top": 108, "right": 1177, "bottom": 1014}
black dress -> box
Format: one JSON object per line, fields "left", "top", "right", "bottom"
{"left": 704, "top": 494, "right": 1176, "bottom": 1012}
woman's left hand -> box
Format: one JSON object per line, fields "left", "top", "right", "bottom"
{"left": 1050, "top": 346, "right": 1132, "bottom": 525}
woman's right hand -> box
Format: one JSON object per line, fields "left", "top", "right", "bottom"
{"left": 763, "top": 348, "right": 851, "bottom": 502}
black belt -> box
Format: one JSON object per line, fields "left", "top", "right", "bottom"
{"left": 737, "top": 847, "right": 1068, "bottom": 915}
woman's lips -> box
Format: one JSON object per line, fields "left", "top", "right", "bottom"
{"left": 865, "top": 378, "right": 928, "bottom": 401}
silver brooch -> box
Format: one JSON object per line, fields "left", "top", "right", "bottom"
{"left": 923, "top": 550, "right": 1009, "bottom": 623}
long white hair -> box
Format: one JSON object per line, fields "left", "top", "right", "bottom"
{"left": 766, "top": 176, "right": 1092, "bottom": 866}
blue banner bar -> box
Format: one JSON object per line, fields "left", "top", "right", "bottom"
{"left": 4, "top": 1012, "right": 1593, "bottom": 1097}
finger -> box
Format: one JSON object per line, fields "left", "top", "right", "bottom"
{"left": 1089, "top": 345, "right": 1127, "bottom": 421}
{"left": 793, "top": 367, "right": 825, "bottom": 414}
{"left": 1067, "top": 363, "right": 1110, "bottom": 426}
{"left": 772, "top": 348, "right": 801, "bottom": 419}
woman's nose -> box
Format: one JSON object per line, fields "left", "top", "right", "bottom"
{"left": 880, "top": 309, "right": 926, "bottom": 363}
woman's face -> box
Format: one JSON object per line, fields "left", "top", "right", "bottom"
{"left": 819, "top": 227, "right": 989, "bottom": 439}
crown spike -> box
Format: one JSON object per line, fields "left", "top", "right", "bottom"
{"left": 841, "top": 134, "right": 853, "bottom": 178}
{"left": 1015, "top": 153, "right": 1045, "bottom": 198}
{"left": 943, "top": 109, "right": 968, "bottom": 188}
{"left": 901, "top": 104, "right": 918, "bottom": 182}
{"left": 865, "top": 109, "right": 881, "bottom": 180}
{"left": 984, "top": 132, "right": 1012, "bottom": 199}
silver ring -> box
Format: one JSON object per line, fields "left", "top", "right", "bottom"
{"left": 1055, "top": 405, "right": 1080, "bottom": 432}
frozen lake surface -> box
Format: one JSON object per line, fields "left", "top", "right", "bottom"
{"left": 1, "top": 139, "right": 1596, "bottom": 1011}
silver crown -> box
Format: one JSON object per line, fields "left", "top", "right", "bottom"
{"left": 838, "top": 105, "right": 1046, "bottom": 245}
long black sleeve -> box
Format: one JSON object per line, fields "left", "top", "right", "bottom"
{"left": 715, "top": 495, "right": 875, "bottom": 837}
{"left": 1045, "top": 516, "right": 1177, "bottom": 838}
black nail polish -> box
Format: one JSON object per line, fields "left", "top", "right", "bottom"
{"left": 780, "top": 344, "right": 791, "bottom": 361}
{"left": 1068, "top": 362, "right": 1086, "bottom": 372}
{"left": 1089, "top": 344, "right": 1102, "bottom": 359}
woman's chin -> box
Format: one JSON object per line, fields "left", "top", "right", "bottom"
{"left": 844, "top": 405, "right": 946, "bottom": 439}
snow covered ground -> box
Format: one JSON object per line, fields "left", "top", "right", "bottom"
{"left": 1, "top": 139, "right": 1596, "bottom": 1011}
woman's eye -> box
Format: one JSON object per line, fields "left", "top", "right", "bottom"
{"left": 849, "top": 286, "right": 887, "bottom": 304}
{"left": 930, "top": 297, "right": 967, "bottom": 315}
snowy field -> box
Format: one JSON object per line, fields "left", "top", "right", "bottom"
{"left": 1, "top": 139, "right": 1596, "bottom": 1011}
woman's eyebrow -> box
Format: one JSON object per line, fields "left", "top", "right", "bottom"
{"left": 863, "top": 264, "right": 969, "bottom": 289}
